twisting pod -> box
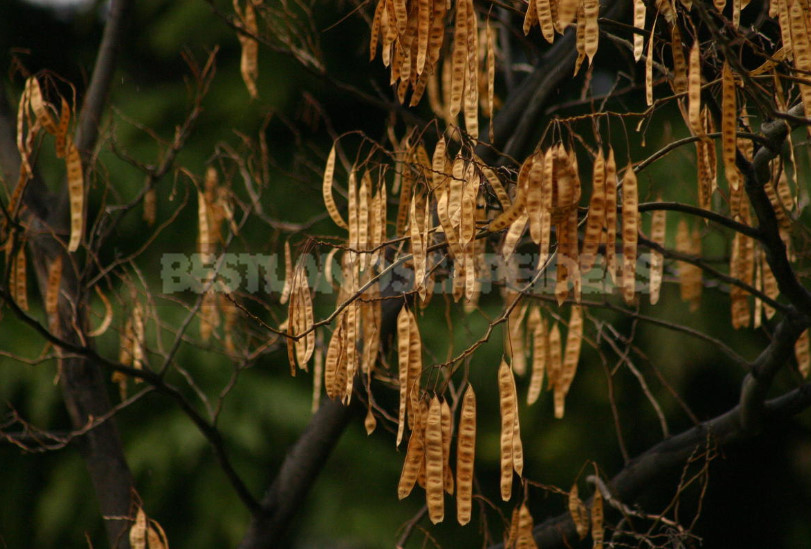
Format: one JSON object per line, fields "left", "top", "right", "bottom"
{"left": 323, "top": 143, "right": 348, "bottom": 230}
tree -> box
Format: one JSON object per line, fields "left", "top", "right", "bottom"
{"left": 1, "top": 0, "right": 811, "bottom": 547}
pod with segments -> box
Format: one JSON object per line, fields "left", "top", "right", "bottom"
{"left": 721, "top": 61, "right": 740, "bottom": 191}
{"left": 398, "top": 406, "right": 426, "bottom": 499}
{"left": 456, "top": 385, "right": 476, "bottom": 525}
{"left": 441, "top": 399, "right": 454, "bottom": 494}
{"left": 66, "top": 139, "right": 84, "bottom": 252}
{"left": 498, "top": 359, "right": 517, "bottom": 501}
{"left": 621, "top": 164, "right": 639, "bottom": 304}
{"left": 12, "top": 246, "right": 28, "bottom": 311}
{"left": 592, "top": 484, "right": 604, "bottom": 548}
{"left": 649, "top": 206, "right": 666, "bottom": 305}
{"left": 633, "top": 0, "right": 646, "bottom": 61}
{"left": 583, "top": 0, "right": 599, "bottom": 64}
{"left": 580, "top": 150, "right": 606, "bottom": 273}
{"left": 396, "top": 306, "right": 411, "bottom": 446}
{"left": 323, "top": 144, "right": 348, "bottom": 230}
{"left": 569, "top": 483, "right": 589, "bottom": 539}
{"left": 425, "top": 396, "right": 445, "bottom": 523}
{"left": 527, "top": 306, "right": 546, "bottom": 405}
{"left": 796, "top": 329, "right": 810, "bottom": 379}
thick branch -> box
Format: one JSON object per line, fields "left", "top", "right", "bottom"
{"left": 488, "top": 382, "right": 811, "bottom": 549}
{"left": 237, "top": 397, "right": 357, "bottom": 549}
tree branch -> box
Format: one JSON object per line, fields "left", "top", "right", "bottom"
{"left": 487, "top": 382, "right": 811, "bottom": 549}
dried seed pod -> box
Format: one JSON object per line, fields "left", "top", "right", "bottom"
{"left": 235, "top": 0, "right": 259, "bottom": 98}
{"left": 537, "top": 0, "right": 555, "bottom": 43}
{"left": 621, "top": 164, "right": 639, "bottom": 304}
{"left": 604, "top": 148, "right": 618, "bottom": 282}
{"left": 407, "top": 310, "right": 423, "bottom": 425}
{"left": 676, "top": 219, "right": 702, "bottom": 310}
{"left": 449, "top": 0, "right": 469, "bottom": 117}
{"left": 580, "top": 150, "right": 606, "bottom": 273}
{"left": 591, "top": 484, "right": 604, "bottom": 549}
{"left": 527, "top": 306, "right": 546, "bottom": 405}
{"left": 398, "top": 406, "right": 426, "bottom": 499}
{"left": 722, "top": 61, "right": 741, "bottom": 191}
{"left": 688, "top": 41, "right": 702, "bottom": 135}
{"left": 425, "top": 396, "right": 445, "bottom": 523}
{"left": 498, "top": 359, "right": 517, "bottom": 501}
{"left": 569, "top": 483, "right": 589, "bottom": 539}
{"left": 441, "top": 399, "right": 454, "bottom": 494}
{"left": 547, "top": 321, "right": 562, "bottom": 389}
{"left": 323, "top": 144, "right": 348, "bottom": 230}
{"left": 280, "top": 241, "right": 293, "bottom": 305}
{"left": 669, "top": 24, "right": 687, "bottom": 94}
{"left": 649, "top": 206, "right": 666, "bottom": 305}
{"left": 796, "top": 329, "right": 810, "bottom": 379}
{"left": 396, "top": 306, "right": 411, "bottom": 446}
{"left": 29, "top": 77, "right": 57, "bottom": 135}
{"left": 515, "top": 503, "right": 537, "bottom": 548}
{"left": 583, "top": 0, "right": 599, "bottom": 64}
{"left": 66, "top": 139, "right": 84, "bottom": 252}
{"left": 633, "top": 0, "right": 646, "bottom": 61}
{"left": 45, "top": 256, "right": 63, "bottom": 335}
{"left": 456, "top": 385, "right": 476, "bottom": 525}
{"left": 555, "top": 306, "right": 583, "bottom": 419}
{"left": 89, "top": 285, "right": 113, "bottom": 337}
{"left": 645, "top": 26, "right": 654, "bottom": 106}
{"left": 12, "top": 245, "right": 28, "bottom": 311}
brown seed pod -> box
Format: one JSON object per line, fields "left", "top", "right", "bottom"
{"left": 722, "top": 61, "right": 741, "bottom": 191}
{"left": 515, "top": 503, "right": 537, "bottom": 548}
{"left": 645, "top": 25, "right": 654, "bottom": 106}
{"left": 65, "top": 139, "right": 84, "bottom": 252}
{"left": 555, "top": 305, "right": 583, "bottom": 419}
{"left": 649, "top": 206, "right": 666, "bottom": 305}
{"left": 621, "top": 164, "right": 639, "bottom": 304}
{"left": 425, "top": 396, "right": 445, "bottom": 523}
{"left": 323, "top": 144, "right": 348, "bottom": 230}
{"left": 796, "top": 329, "right": 810, "bottom": 379}
{"left": 633, "top": 0, "right": 646, "bottom": 61}
{"left": 441, "top": 399, "right": 454, "bottom": 494}
{"left": 568, "top": 483, "right": 590, "bottom": 539}
{"left": 537, "top": 0, "right": 555, "bottom": 43}
{"left": 456, "top": 385, "right": 476, "bottom": 525}
{"left": 235, "top": 0, "right": 259, "bottom": 98}
{"left": 580, "top": 150, "right": 606, "bottom": 273}
{"left": 12, "top": 245, "right": 28, "bottom": 311}
{"left": 396, "top": 306, "right": 411, "bottom": 446}
{"left": 688, "top": 41, "right": 702, "bottom": 135}
{"left": 669, "top": 24, "right": 687, "bottom": 94}
{"left": 546, "top": 319, "right": 562, "bottom": 390}
{"left": 583, "top": 0, "right": 600, "bottom": 65}
{"left": 527, "top": 306, "right": 546, "bottom": 405}
{"left": 398, "top": 404, "right": 426, "bottom": 499}
{"left": 604, "top": 148, "right": 618, "bottom": 282}
{"left": 592, "top": 482, "right": 604, "bottom": 548}
{"left": 498, "top": 359, "right": 517, "bottom": 501}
